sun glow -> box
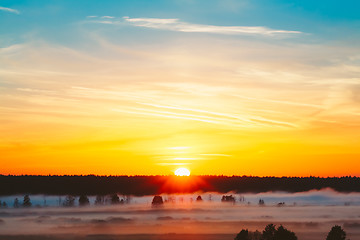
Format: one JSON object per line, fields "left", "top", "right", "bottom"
{"left": 175, "top": 167, "right": 191, "bottom": 176}
{"left": 169, "top": 146, "right": 189, "bottom": 150}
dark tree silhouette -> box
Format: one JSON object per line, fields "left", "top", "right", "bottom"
{"left": 235, "top": 229, "right": 250, "bottom": 240}
{"left": 326, "top": 225, "right": 347, "bottom": 240}
{"left": 259, "top": 199, "right": 265, "bottom": 205}
{"left": 63, "top": 195, "right": 75, "bottom": 207}
{"left": 152, "top": 195, "right": 164, "bottom": 205}
{"left": 110, "top": 194, "right": 120, "bottom": 204}
{"left": 1, "top": 175, "right": 360, "bottom": 196}
{"left": 235, "top": 229, "right": 262, "bottom": 240}
{"left": 196, "top": 195, "right": 203, "bottom": 201}
{"left": 250, "top": 230, "right": 262, "bottom": 240}
{"left": 78, "top": 195, "right": 90, "bottom": 206}
{"left": 274, "top": 225, "right": 297, "bottom": 240}
{"left": 236, "top": 224, "right": 297, "bottom": 240}
{"left": 23, "top": 195, "right": 32, "bottom": 207}
{"left": 221, "top": 195, "right": 235, "bottom": 202}
{"left": 95, "top": 195, "right": 105, "bottom": 205}
{"left": 13, "top": 198, "right": 20, "bottom": 208}
{"left": 2, "top": 201, "right": 7, "bottom": 208}
{"left": 262, "top": 224, "right": 276, "bottom": 240}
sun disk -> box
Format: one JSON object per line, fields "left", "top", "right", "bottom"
{"left": 175, "top": 167, "right": 191, "bottom": 176}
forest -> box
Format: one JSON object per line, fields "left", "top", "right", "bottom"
{"left": 0, "top": 175, "right": 359, "bottom": 195}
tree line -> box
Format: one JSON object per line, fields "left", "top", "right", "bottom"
{"left": 235, "top": 224, "right": 349, "bottom": 240}
{"left": 0, "top": 194, "right": 130, "bottom": 208}
{"left": 0, "top": 175, "right": 359, "bottom": 195}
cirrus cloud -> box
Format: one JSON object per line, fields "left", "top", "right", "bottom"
{"left": 89, "top": 16, "right": 302, "bottom": 37}
{"left": 123, "top": 16, "right": 302, "bottom": 36}
{"left": 0, "top": 6, "right": 20, "bottom": 14}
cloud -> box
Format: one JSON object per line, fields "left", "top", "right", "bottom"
{"left": 0, "top": 6, "right": 20, "bottom": 14}
{"left": 199, "top": 154, "right": 232, "bottom": 157}
{"left": 132, "top": 102, "right": 298, "bottom": 128}
{"left": 157, "top": 163, "right": 192, "bottom": 166}
{"left": 88, "top": 16, "right": 302, "bottom": 37}
{"left": 122, "top": 16, "right": 302, "bottom": 36}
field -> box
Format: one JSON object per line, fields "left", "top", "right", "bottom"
{"left": 1, "top": 190, "right": 360, "bottom": 240}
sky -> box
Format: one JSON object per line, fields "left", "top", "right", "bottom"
{"left": 1, "top": 0, "right": 360, "bottom": 176}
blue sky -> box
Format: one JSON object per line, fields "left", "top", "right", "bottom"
{"left": 1, "top": 0, "right": 360, "bottom": 48}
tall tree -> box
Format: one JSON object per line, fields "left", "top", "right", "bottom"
{"left": 95, "top": 195, "right": 104, "bottom": 205}
{"left": 110, "top": 194, "right": 120, "bottom": 204}
{"left": 78, "top": 195, "right": 90, "bottom": 206}
{"left": 250, "top": 230, "right": 262, "bottom": 240}
{"left": 235, "top": 229, "right": 250, "bottom": 240}
{"left": 274, "top": 225, "right": 297, "bottom": 240}
{"left": 326, "top": 225, "right": 347, "bottom": 240}
{"left": 151, "top": 195, "right": 164, "bottom": 205}
{"left": 262, "top": 224, "right": 276, "bottom": 240}
{"left": 63, "top": 195, "right": 75, "bottom": 207}
{"left": 23, "top": 195, "right": 32, "bottom": 207}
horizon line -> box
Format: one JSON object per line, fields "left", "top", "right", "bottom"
{"left": 1, "top": 174, "right": 358, "bottom": 178}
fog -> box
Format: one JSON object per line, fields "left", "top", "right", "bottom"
{"left": 0, "top": 189, "right": 360, "bottom": 240}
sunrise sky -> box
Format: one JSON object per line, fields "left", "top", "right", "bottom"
{"left": 1, "top": 0, "right": 360, "bottom": 176}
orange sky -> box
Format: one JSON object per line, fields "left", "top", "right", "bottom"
{"left": 1, "top": 40, "right": 360, "bottom": 176}
{"left": 1, "top": 1, "right": 360, "bottom": 176}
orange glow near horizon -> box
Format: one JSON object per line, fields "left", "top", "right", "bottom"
{"left": 1, "top": 117, "right": 360, "bottom": 177}
{"left": 158, "top": 175, "right": 211, "bottom": 193}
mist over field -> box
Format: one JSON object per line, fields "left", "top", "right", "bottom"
{"left": 1, "top": 189, "right": 360, "bottom": 240}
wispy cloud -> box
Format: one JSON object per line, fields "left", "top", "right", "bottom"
{"left": 88, "top": 16, "right": 302, "bottom": 36}
{"left": 231, "top": 94, "right": 326, "bottom": 109}
{"left": 136, "top": 102, "right": 298, "bottom": 128}
{"left": 0, "top": 6, "right": 20, "bottom": 14}
{"left": 123, "top": 16, "right": 302, "bottom": 36}
{"left": 199, "top": 154, "right": 232, "bottom": 157}
{"left": 111, "top": 108, "right": 221, "bottom": 125}
{"left": 156, "top": 162, "right": 192, "bottom": 166}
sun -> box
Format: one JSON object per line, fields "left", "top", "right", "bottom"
{"left": 174, "top": 167, "right": 191, "bottom": 176}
